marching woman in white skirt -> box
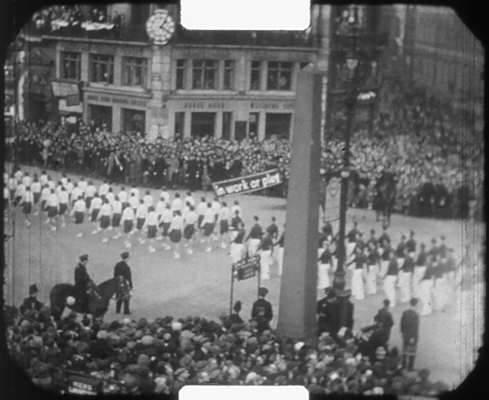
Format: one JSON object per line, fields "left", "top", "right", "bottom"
{"left": 135, "top": 199, "right": 148, "bottom": 244}
{"left": 97, "top": 199, "right": 112, "bottom": 243}
{"left": 57, "top": 186, "right": 69, "bottom": 228}
{"left": 229, "top": 222, "right": 246, "bottom": 264}
{"left": 20, "top": 186, "right": 34, "bottom": 226}
{"left": 274, "top": 224, "right": 285, "bottom": 277}
{"left": 40, "top": 184, "right": 51, "bottom": 220}
{"left": 412, "top": 244, "right": 427, "bottom": 299}
{"left": 183, "top": 205, "right": 197, "bottom": 255}
{"left": 121, "top": 205, "right": 135, "bottom": 248}
{"left": 89, "top": 194, "right": 102, "bottom": 234}
{"left": 145, "top": 206, "right": 158, "bottom": 253}
{"left": 365, "top": 241, "right": 380, "bottom": 295}
{"left": 378, "top": 239, "right": 391, "bottom": 278}
{"left": 111, "top": 196, "right": 123, "bottom": 240}
{"left": 347, "top": 246, "right": 367, "bottom": 300}
{"left": 317, "top": 241, "right": 332, "bottom": 291}
{"left": 46, "top": 189, "right": 60, "bottom": 231}
{"left": 169, "top": 210, "right": 184, "bottom": 259}
{"left": 160, "top": 203, "right": 173, "bottom": 250}
{"left": 70, "top": 195, "right": 86, "bottom": 237}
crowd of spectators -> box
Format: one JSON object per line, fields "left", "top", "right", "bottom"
{"left": 7, "top": 75, "right": 482, "bottom": 219}
{"left": 5, "top": 303, "right": 450, "bottom": 395}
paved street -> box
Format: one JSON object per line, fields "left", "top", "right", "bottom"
{"left": 3, "top": 164, "right": 484, "bottom": 388}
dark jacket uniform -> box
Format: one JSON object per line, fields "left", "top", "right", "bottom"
{"left": 251, "top": 298, "right": 273, "bottom": 322}
{"left": 400, "top": 308, "right": 420, "bottom": 344}
{"left": 317, "top": 297, "right": 335, "bottom": 335}
{"left": 375, "top": 307, "right": 394, "bottom": 340}
{"left": 114, "top": 260, "right": 133, "bottom": 289}
{"left": 74, "top": 263, "right": 91, "bottom": 288}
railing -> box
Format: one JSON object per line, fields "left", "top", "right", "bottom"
{"left": 174, "top": 28, "right": 314, "bottom": 47}
{"left": 22, "top": 21, "right": 149, "bottom": 43}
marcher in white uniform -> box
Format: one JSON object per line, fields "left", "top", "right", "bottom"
{"left": 184, "top": 191, "right": 195, "bottom": 208}
{"left": 201, "top": 203, "right": 216, "bottom": 252}
{"left": 71, "top": 184, "right": 82, "bottom": 209}
{"left": 39, "top": 171, "right": 48, "bottom": 187}
{"left": 383, "top": 252, "right": 399, "bottom": 307}
{"left": 64, "top": 178, "right": 74, "bottom": 203}
{"left": 99, "top": 180, "right": 109, "bottom": 201}
{"left": 145, "top": 206, "right": 159, "bottom": 253}
{"left": 89, "top": 194, "right": 103, "bottom": 234}
{"left": 219, "top": 201, "right": 231, "bottom": 249}
{"left": 274, "top": 224, "right": 285, "bottom": 276}
{"left": 40, "top": 184, "right": 51, "bottom": 219}
{"left": 121, "top": 205, "right": 135, "bottom": 248}
{"left": 47, "top": 177, "right": 55, "bottom": 191}
{"left": 31, "top": 177, "right": 41, "bottom": 209}
{"left": 106, "top": 187, "right": 115, "bottom": 207}
{"left": 97, "top": 199, "right": 112, "bottom": 243}
{"left": 21, "top": 172, "right": 31, "bottom": 188}
{"left": 160, "top": 187, "right": 170, "bottom": 205}
{"left": 317, "top": 241, "right": 333, "bottom": 291}
{"left": 111, "top": 196, "right": 123, "bottom": 239}
{"left": 78, "top": 178, "right": 87, "bottom": 195}
{"left": 160, "top": 204, "right": 173, "bottom": 250}
{"left": 143, "top": 190, "right": 153, "bottom": 209}
{"left": 135, "top": 199, "right": 148, "bottom": 244}
{"left": 169, "top": 210, "right": 184, "bottom": 259}
{"left": 15, "top": 181, "right": 26, "bottom": 206}
{"left": 419, "top": 255, "right": 435, "bottom": 316}
{"left": 128, "top": 193, "right": 139, "bottom": 214}
{"left": 129, "top": 185, "right": 139, "bottom": 201}
{"left": 399, "top": 250, "right": 414, "bottom": 303}
{"left": 257, "top": 232, "right": 274, "bottom": 280}
{"left": 230, "top": 222, "right": 246, "bottom": 263}
{"left": 20, "top": 186, "right": 34, "bottom": 226}
{"left": 7, "top": 174, "right": 17, "bottom": 202}
{"left": 85, "top": 181, "right": 96, "bottom": 210}
{"left": 60, "top": 173, "right": 68, "bottom": 187}
{"left": 70, "top": 196, "right": 86, "bottom": 237}
{"left": 196, "top": 197, "right": 208, "bottom": 242}
{"left": 183, "top": 205, "right": 197, "bottom": 254}
{"left": 230, "top": 200, "right": 242, "bottom": 219}
{"left": 171, "top": 193, "right": 183, "bottom": 213}
{"left": 46, "top": 189, "right": 59, "bottom": 231}
{"left": 211, "top": 197, "right": 221, "bottom": 242}
{"left": 57, "top": 186, "right": 69, "bottom": 228}
{"left": 348, "top": 246, "right": 366, "bottom": 300}
{"left": 412, "top": 244, "right": 427, "bottom": 299}
{"left": 118, "top": 187, "right": 128, "bottom": 208}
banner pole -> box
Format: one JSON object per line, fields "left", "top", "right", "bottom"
{"left": 230, "top": 263, "right": 235, "bottom": 315}
{"left": 257, "top": 256, "right": 261, "bottom": 300}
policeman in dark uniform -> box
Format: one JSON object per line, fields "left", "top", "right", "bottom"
{"left": 114, "top": 251, "right": 133, "bottom": 315}
{"left": 374, "top": 299, "right": 394, "bottom": 343}
{"left": 251, "top": 287, "right": 273, "bottom": 330}
{"left": 316, "top": 287, "right": 336, "bottom": 336}
{"left": 406, "top": 230, "right": 417, "bottom": 257}
{"left": 74, "top": 254, "right": 91, "bottom": 312}
{"left": 20, "top": 284, "right": 43, "bottom": 314}
{"left": 400, "top": 298, "right": 420, "bottom": 371}
{"left": 266, "top": 216, "right": 279, "bottom": 240}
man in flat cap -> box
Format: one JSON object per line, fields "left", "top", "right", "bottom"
{"left": 74, "top": 254, "right": 92, "bottom": 312}
{"left": 20, "top": 284, "right": 43, "bottom": 314}
{"left": 114, "top": 252, "right": 133, "bottom": 315}
{"left": 251, "top": 287, "right": 273, "bottom": 329}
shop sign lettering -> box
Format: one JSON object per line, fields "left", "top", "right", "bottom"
{"left": 87, "top": 94, "right": 147, "bottom": 107}
{"left": 184, "top": 102, "right": 225, "bottom": 110}
{"left": 250, "top": 102, "right": 294, "bottom": 110}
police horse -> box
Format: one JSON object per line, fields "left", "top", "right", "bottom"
{"left": 49, "top": 276, "right": 129, "bottom": 321}
{"left": 373, "top": 173, "right": 397, "bottom": 227}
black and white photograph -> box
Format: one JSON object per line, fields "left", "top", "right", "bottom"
{"left": 1, "top": 1, "right": 485, "bottom": 397}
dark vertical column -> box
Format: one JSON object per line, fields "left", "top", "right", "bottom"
{"left": 276, "top": 69, "right": 322, "bottom": 341}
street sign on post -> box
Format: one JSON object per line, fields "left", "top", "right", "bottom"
{"left": 229, "top": 255, "right": 261, "bottom": 314}
{"left": 324, "top": 177, "right": 341, "bottom": 222}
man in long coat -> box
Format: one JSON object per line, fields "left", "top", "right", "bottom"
{"left": 114, "top": 251, "right": 133, "bottom": 315}
{"left": 400, "top": 298, "right": 420, "bottom": 371}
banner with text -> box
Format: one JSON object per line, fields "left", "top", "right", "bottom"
{"left": 213, "top": 169, "right": 282, "bottom": 198}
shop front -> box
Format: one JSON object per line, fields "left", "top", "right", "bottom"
{"left": 168, "top": 97, "right": 295, "bottom": 141}
{"left": 83, "top": 90, "right": 151, "bottom": 135}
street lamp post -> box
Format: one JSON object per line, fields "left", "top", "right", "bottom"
{"left": 330, "top": 5, "right": 379, "bottom": 311}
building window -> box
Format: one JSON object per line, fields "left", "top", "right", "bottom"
{"left": 250, "top": 61, "right": 262, "bottom": 90}
{"left": 265, "top": 113, "right": 291, "bottom": 139}
{"left": 267, "top": 61, "right": 293, "bottom": 90}
{"left": 192, "top": 60, "right": 218, "bottom": 89}
{"left": 249, "top": 112, "right": 259, "bottom": 138}
{"left": 123, "top": 57, "right": 148, "bottom": 87}
{"left": 191, "top": 112, "right": 216, "bottom": 137}
{"left": 223, "top": 60, "right": 235, "bottom": 90}
{"left": 90, "top": 54, "right": 114, "bottom": 84}
{"left": 174, "top": 112, "right": 185, "bottom": 139}
{"left": 222, "top": 112, "right": 233, "bottom": 140}
{"left": 176, "top": 60, "right": 187, "bottom": 89}
{"left": 122, "top": 108, "right": 145, "bottom": 135}
{"left": 300, "top": 62, "right": 310, "bottom": 70}
{"left": 61, "top": 52, "right": 81, "bottom": 80}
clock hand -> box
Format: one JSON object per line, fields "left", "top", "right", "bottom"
{"left": 159, "top": 16, "right": 168, "bottom": 29}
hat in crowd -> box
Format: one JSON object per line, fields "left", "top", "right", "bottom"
{"left": 258, "top": 287, "right": 269, "bottom": 297}
{"left": 141, "top": 335, "right": 154, "bottom": 346}
{"left": 79, "top": 254, "right": 89, "bottom": 262}
{"left": 121, "top": 252, "right": 130, "bottom": 259}
{"left": 29, "top": 284, "right": 39, "bottom": 295}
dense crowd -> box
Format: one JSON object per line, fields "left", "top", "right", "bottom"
{"left": 5, "top": 300, "right": 450, "bottom": 395}
{"left": 7, "top": 74, "right": 482, "bottom": 219}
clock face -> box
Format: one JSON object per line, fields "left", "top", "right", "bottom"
{"left": 146, "top": 9, "right": 175, "bottom": 45}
